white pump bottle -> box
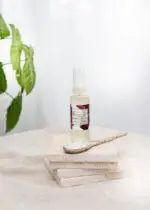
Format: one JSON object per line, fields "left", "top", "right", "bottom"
{"left": 70, "top": 68, "right": 90, "bottom": 143}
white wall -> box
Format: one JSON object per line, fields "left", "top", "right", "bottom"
{"left": 1, "top": 0, "right": 150, "bottom": 135}
{"left": 36, "top": 0, "right": 150, "bottom": 135}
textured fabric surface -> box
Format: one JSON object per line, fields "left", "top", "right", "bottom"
{"left": 0, "top": 127, "right": 150, "bottom": 209}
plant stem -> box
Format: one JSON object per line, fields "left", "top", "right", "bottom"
{"left": 3, "top": 61, "right": 12, "bottom": 66}
{"left": 0, "top": 89, "right": 13, "bottom": 99}
{"left": 0, "top": 37, "right": 12, "bottom": 40}
{"left": 3, "top": 59, "right": 25, "bottom": 66}
{"left": 4, "top": 91, "right": 14, "bottom": 99}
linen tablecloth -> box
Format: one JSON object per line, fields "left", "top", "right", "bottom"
{"left": 0, "top": 126, "right": 150, "bottom": 210}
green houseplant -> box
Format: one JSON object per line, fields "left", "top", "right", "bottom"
{"left": 0, "top": 14, "right": 36, "bottom": 133}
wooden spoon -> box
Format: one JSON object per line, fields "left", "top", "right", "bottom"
{"left": 63, "top": 132, "right": 127, "bottom": 154}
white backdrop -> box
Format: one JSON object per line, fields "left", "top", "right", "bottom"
{"left": 1, "top": 0, "right": 150, "bottom": 135}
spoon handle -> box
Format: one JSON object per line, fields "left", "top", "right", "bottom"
{"left": 90, "top": 132, "right": 128, "bottom": 148}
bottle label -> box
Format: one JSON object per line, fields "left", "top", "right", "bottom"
{"left": 70, "top": 104, "right": 90, "bottom": 130}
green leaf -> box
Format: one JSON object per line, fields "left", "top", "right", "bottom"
{"left": 6, "top": 94, "right": 22, "bottom": 133}
{"left": 9, "top": 24, "right": 22, "bottom": 71}
{"left": 0, "top": 14, "right": 10, "bottom": 39}
{"left": 16, "top": 69, "right": 23, "bottom": 87}
{"left": 0, "top": 62, "right": 7, "bottom": 94}
{"left": 9, "top": 24, "right": 23, "bottom": 89}
{"left": 22, "top": 45, "right": 36, "bottom": 95}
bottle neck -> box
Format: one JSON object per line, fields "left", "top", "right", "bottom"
{"left": 72, "top": 86, "right": 87, "bottom": 95}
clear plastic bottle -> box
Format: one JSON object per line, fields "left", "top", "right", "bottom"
{"left": 70, "top": 68, "right": 90, "bottom": 143}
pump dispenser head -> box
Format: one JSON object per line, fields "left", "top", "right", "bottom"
{"left": 72, "top": 68, "right": 86, "bottom": 95}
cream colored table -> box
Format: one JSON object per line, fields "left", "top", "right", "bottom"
{"left": 0, "top": 127, "right": 150, "bottom": 210}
